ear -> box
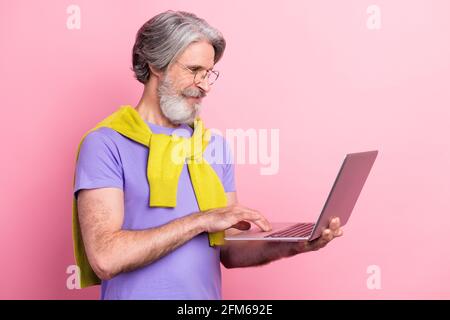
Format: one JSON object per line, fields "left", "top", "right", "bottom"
{"left": 148, "top": 64, "right": 163, "bottom": 79}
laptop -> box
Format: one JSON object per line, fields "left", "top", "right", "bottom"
{"left": 224, "top": 150, "right": 378, "bottom": 242}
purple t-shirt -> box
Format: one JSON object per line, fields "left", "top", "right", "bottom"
{"left": 74, "top": 121, "right": 235, "bottom": 300}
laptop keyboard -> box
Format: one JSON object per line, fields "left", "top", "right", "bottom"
{"left": 265, "top": 222, "right": 315, "bottom": 238}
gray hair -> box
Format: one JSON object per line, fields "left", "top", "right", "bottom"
{"left": 132, "top": 10, "right": 226, "bottom": 84}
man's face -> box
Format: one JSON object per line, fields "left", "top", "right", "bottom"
{"left": 158, "top": 40, "right": 215, "bottom": 125}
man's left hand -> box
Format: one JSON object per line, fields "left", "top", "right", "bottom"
{"left": 294, "top": 217, "right": 344, "bottom": 254}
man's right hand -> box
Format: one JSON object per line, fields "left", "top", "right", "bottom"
{"left": 197, "top": 204, "right": 272, "bottom": 233}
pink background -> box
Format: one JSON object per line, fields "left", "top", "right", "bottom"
{"left": 1, "top": 0, "right": 449, "bottom": 299}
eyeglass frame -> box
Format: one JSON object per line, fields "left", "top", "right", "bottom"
{"left": 174, "top": 61, "right": 220, "bottom": 86}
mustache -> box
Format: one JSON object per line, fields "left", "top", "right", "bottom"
{"left": 182, "top": 87, "right": 206, "bottom": 98}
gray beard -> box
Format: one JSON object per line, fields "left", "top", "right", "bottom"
{"left": 158, "top": 75, "right": 203, "bottom": 125}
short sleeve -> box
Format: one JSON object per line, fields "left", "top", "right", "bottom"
{"left": 74, "top": 128, "right": 124, "bottom": 199}
{"left": 212, "top": 135, "right": 236, "bottom": 192}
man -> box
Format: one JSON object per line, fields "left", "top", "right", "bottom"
{"left": 73, "top": 10, "right": 343, "bottom": 300}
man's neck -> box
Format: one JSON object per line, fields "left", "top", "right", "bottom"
{"left": 134, "top": 81, "right": 180, "bottom": 129}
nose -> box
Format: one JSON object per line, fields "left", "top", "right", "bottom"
{"left": 196, "top": 77, "right": 211, "bottom": 94}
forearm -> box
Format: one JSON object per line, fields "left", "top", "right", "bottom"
{"left": 94, "top": 212, "right": 205, "bottom": 279}
{"left": 220, "top": 240, "right": 300, "bottom": 268}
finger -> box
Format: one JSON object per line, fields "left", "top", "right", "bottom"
{"left": 230, "top": 221, "right": 251, "bottom": 230}
{"left": 333, "top": 228, "right": 344, "bottom": 237}
{"left": 249, "top": 217, "right": 272, "bottom": 232}
{"left": 321, "top": 229, "right": 334, "bottom": 242}
{"left": 253, "top": 216, "right": 272, "bottom": 232}
{"left": 238, "top": 211, "right": 272, "bottom": 232}
{"left": 329, "top": 217, "right": 341, "bottom": 231}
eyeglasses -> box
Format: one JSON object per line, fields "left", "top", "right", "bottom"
{"left": 175, "top": 61, "right": 220, "bottom": 86}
